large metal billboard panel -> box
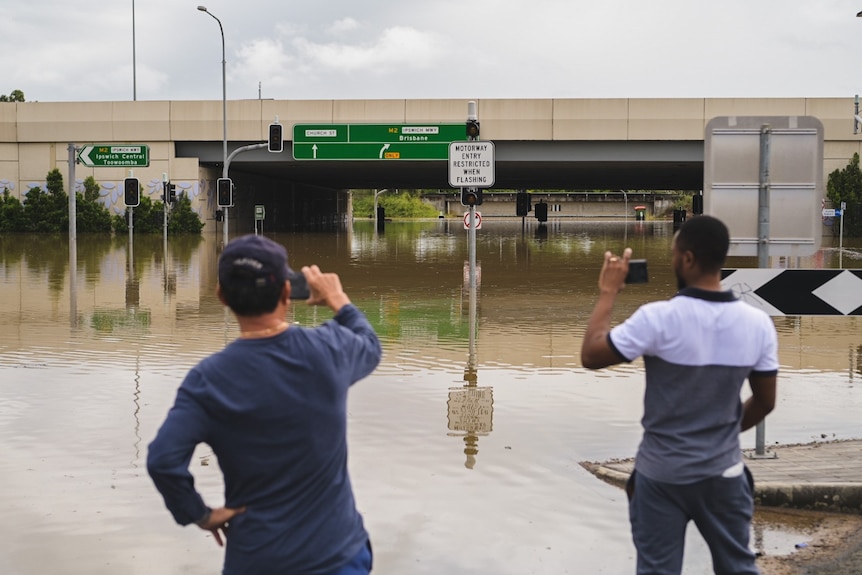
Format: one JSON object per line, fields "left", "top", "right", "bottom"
{"left": 704, "top": 116, "right": 823, "bottom": 257}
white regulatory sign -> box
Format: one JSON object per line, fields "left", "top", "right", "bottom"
{"left": 449, "top": 141, "right": 495, "bottom": 188}
{"left": 463, "top": 211, "right": 482, "bottom": 230}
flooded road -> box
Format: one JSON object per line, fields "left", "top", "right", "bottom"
{"left": 1, "top": 220, "right": 860, "bottom": 574}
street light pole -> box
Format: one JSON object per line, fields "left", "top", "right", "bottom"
{"left": 198, "top": 5, "right": 229, "bottom": 245}
{"left": 132, "top": 0, "right": 137, "bottom": 100}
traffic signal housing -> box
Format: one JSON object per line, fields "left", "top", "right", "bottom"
{"left": 460, "top": 188, "right": 483, "bottom": 207}
{"left": 516, "top": 191, "right": 531, "bottom": 216}
{"left": 465, "top": 119, "right": 480, "bottom": 139}
{"left": 124, "top": 177, "right": 140, "bottom": 207}
{"left": 166, "top": 182, "right": 177, "bottom": 204}
{"left": 692, "top": 193, "right": 703, "bottom": 215}
{"left": 268, "top": 123, "right": 283, "bottom": 153}
{"left": 535, "top": 200, "right": 548, "bottom": 222}
{"left": 217, "top": 178, "right": 233, "bottom": 207}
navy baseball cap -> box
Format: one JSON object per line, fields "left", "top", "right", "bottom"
{"left": 218, "top": 235, "right": 293, "bottom": 290}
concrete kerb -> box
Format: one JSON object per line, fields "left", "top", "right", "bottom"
{"left": 757, "top": 483, "right": 862, "bottom": 515}
{"left": 580, "top": 463, "right": 862, "bottom": 516}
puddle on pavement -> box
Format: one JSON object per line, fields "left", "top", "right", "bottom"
{"left": 753, "top": 508, "right": 843, "bottom": 558}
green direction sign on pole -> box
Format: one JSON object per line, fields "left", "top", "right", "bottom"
{"left": 77, "top": 144, "right": 150, "bottom": 167}
{"left": 292, "top": 123, "right": 464, "bottom": 161}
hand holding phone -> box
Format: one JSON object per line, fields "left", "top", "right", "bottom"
{"left": 625, "top": 259, "right": 648, "bottom": 284}
{"left": 288, "top": 271, "right": 310, "bottom": 299}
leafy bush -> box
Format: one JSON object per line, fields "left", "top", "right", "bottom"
{"left": 112, "top": 195, "right": 164, "bottom": 234}
{"left": 113, "top": 193, "right": 204, "bottom": 235}
{"left": 77, "top": 176, "right": 113, "bottom": 233}
{"left": 827, "top": 153, "right": 862, "bottom": 237}
{"left": 0, "top": 189, "right": 25, "bottom": 231}
{"left": 353, "top": 189, "right": 439, "bottom": 218}
{"left": 168, "top": 193, "right": 205, "bottom": 234}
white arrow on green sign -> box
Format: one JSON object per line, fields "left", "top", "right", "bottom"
{"left": 292, "top": 123, "right": 464, "bottom": 161}
{"left": 78, "top": 145, "right": 150, "bottom": 167}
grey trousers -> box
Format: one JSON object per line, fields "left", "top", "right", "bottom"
{"left": 627, "top": 469, "right": 759, "bottom": 575}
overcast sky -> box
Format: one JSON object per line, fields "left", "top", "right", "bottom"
{"left": 3, "top": 1, "right": 862, "bottom": 103}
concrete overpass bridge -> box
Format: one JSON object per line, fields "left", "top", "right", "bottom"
{"left": 1, "top": 98, "right": 859, "bottom": 233}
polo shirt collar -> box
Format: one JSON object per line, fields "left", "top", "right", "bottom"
{"left": 675, "top": 286, "right": 737, "bottom": 302}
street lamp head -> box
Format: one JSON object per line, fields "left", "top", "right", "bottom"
{"left": 197, "top": 6, "right": 208, "bottom": 12}
{"left": 857, "top": 10, "right": 862, "bottom": 17}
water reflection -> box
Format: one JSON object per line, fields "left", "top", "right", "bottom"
{"left": 1, "top": 221, "right": 861, "bottom": 575}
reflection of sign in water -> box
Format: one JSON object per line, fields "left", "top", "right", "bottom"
{"left": 462, "top": 261, "right": 482, "bottom": 288}
{"left": 447, "top": 387, "right": 494, "bottom": 433}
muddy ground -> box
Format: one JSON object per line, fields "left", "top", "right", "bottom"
{"left": 756, "top": 508, "right": 862, "bottom": 575}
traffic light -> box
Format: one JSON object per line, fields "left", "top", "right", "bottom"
{"left": 166, "top": 182, "right": 177, "bottom": 204}
{"left": 465, "top": 119, "right": 480, "bottom": 139}
{"left": 692, "top": 193, "right": 703, "bottom": 215}
{"left": 516, "top": 191, "right": 531, "bottom": 216}
{"left": 268, "top": 123, "right": 283, "bottom": 153}
{"left": 124, "top": 177, "right": 140, "bottom": 207}
{"left": 535, "top": 200, "right": 548, "bottom": 222}
{"left": 460, "top": 188, "right": 483, "bottom": 207}
{"left": 217, "top": 177, "right": 233, "bottom": 207}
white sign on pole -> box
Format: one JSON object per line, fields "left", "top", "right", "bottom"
{"left": 449, "top": 141, "right": 495, "bottom": 188}
{"left": 704, "top": 116, "right": 823, "bottom": 257}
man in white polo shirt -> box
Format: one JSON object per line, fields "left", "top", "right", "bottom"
{"left": 581, "top": 215, "right": 778, "bottom": 575}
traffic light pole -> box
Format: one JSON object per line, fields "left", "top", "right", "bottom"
{"left": 221, "top": 143, "right": 267, "bottom": 242}
{"left": 162, "top": 173, "right": 168, "bottom": 246}
{"left": 128, "top": 170, "right": 135, "bottom": 244}
{"left": 68, "top": 144, "right": 78, "bottom": 327}
{"left": 467, "top": 102, "right": 479, "bottom": 292}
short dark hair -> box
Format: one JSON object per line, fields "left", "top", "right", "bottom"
{"left": 217, "top": 235, "right": 291, "bottom": 317}
{"left": 674, "top": 215, "right": 729, "bottom": 273}
{"left": 219, "top": 271, "right": 283, "bottom": 316}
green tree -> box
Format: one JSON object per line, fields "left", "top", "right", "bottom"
{"left": 23, "top": 186, "right": 60, "bottom": 232}
{"left": 826, "top": 153, "right": 862, "bottom": 237}
{"left": 112, "top": 194, "right": 165, "bottom": 234}
{"left": 76, "top": 176, "right": 113, "bottom": 233}
{"left": 0, "top": 90, "right": 24, "bottom": 102}
{"left": 0, "top": 189, "right": 26, "bottom": 231}
{"left": 167, "top": 193, "right": 204, "bottom": 234}
{"left": 17, "top": 170, "right": 69, "bottom": 233}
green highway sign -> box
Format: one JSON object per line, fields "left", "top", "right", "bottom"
{"left": 293, "top": 142, "right": 451, "bottom": 160}
{"left": 78, "top": 144, "right": 150, "bottom": 167}
{"left": 292, "top": 123, "right": 464, "bottom": 160}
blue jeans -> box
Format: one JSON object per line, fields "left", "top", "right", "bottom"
{"left": 627, "top": 469, "right": 758, "bottom": 575}
{"left": 327, "top": 540, "right": 373, "bottom": 575}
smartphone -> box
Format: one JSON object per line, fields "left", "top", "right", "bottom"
{"left": 625, "top": 259, "right": 648, "bottom": 284}
{"left": 288, "top": 271, "right": 310, "bottom": 299}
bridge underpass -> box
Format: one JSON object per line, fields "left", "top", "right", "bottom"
{"left": 179, "top": 139, "right": 704, "bottom": 233}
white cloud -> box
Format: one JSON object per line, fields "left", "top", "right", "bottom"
{"left": 295, "top": 26, "right": 448, "bottom": 72}
{"left": 2, "top": 0, "right": 862, "bottom": 101}
{"left": 327, "top": 17, "right": 361, "bottom": 35}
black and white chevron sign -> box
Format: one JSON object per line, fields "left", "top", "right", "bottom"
{"left": 721, "top": 269, "right": 862, "bottom": 316}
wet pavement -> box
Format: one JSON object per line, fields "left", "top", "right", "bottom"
{"left": 583, "top": 439, "right": 862, "bottom": 514}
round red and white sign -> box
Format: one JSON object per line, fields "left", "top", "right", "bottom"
{"left": 463, "top": 211, "right": 482, "bottom": 229}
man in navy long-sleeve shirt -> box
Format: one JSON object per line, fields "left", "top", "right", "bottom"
{"left": 148, "top": 235, "right": 382, "bottom": 575}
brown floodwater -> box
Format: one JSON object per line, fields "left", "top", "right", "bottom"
{"left": 1, "top": 220, "right": 860, "bottom": 574}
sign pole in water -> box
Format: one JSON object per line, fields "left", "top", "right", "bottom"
{"left": 752, "top": 125, "right": 775, "bottom": 459}
{"left": 466, "top": 101, "right": 479, "bottom": 374}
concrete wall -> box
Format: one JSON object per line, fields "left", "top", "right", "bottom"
{"left": 1, "top": 97, "right": 860, "bottom": 231}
